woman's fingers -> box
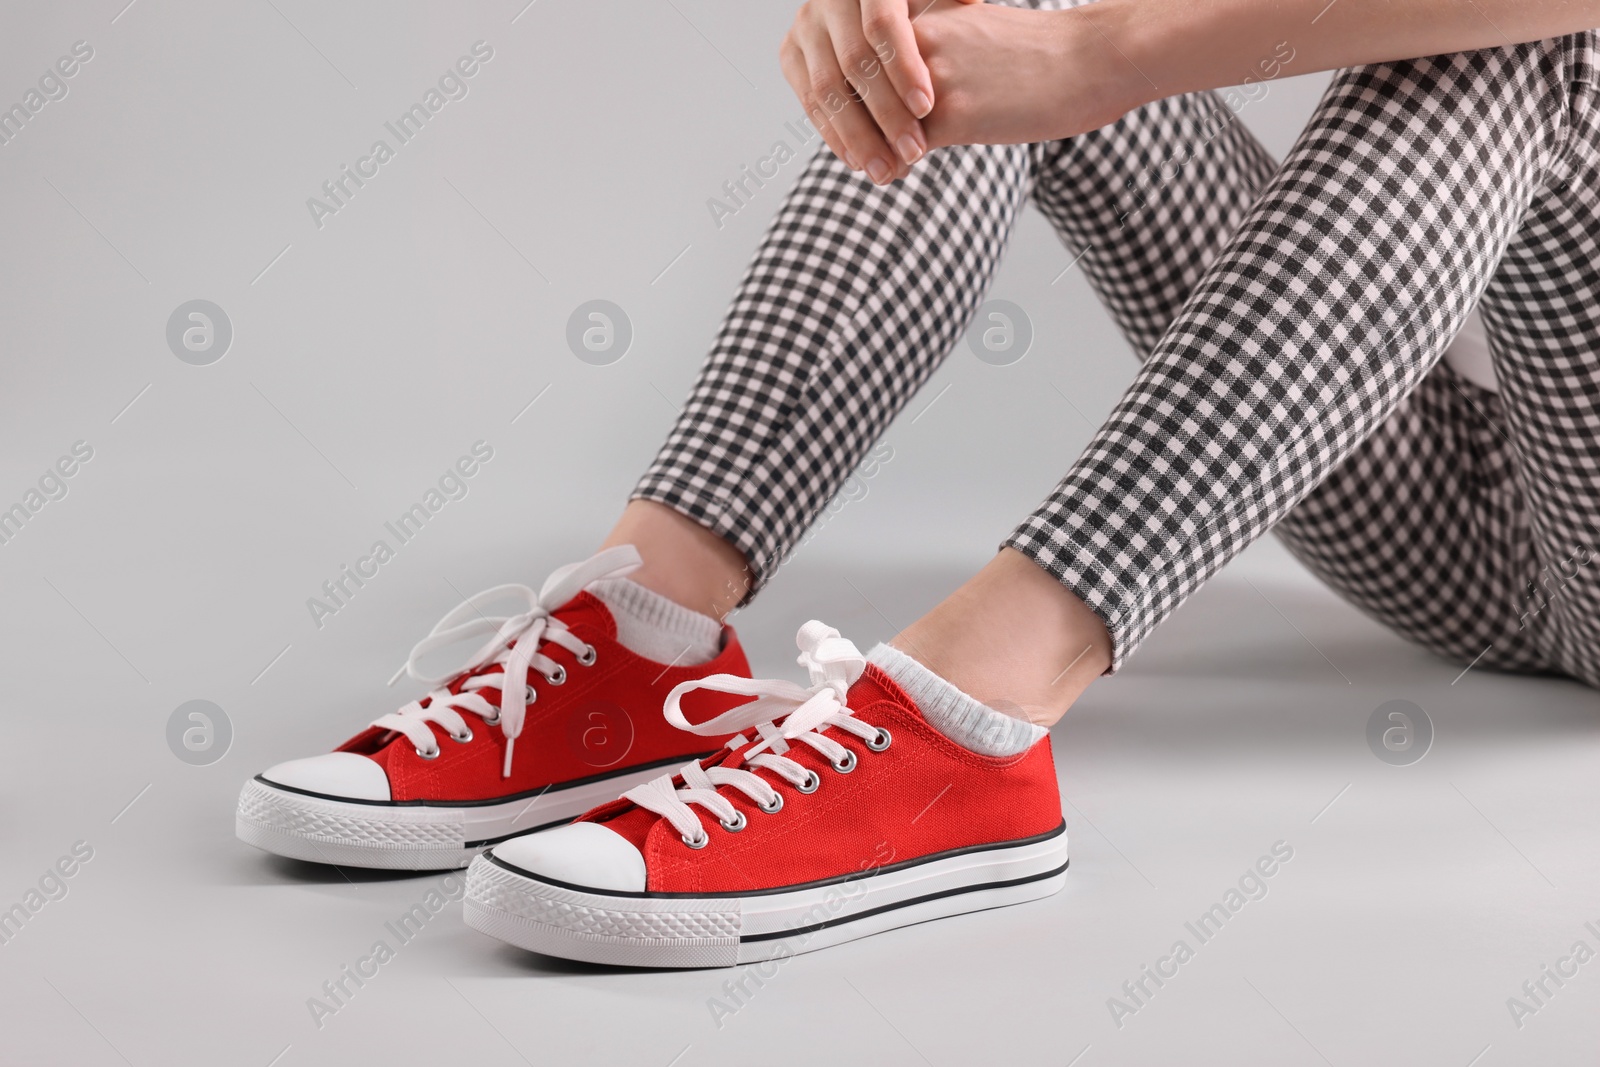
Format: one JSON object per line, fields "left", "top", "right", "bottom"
{"left": 860, "top": 0, "right": 933, "bottom": 117}
{"left": 824, "top": 0, "right": 926, "bottom": 172}
{"left": 780, "top": 29, "right": 857, "bottom": 170}
{"left": 791, "top": 5, "right": 901, "bottom": 183}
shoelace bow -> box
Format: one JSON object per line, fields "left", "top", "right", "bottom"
{"left": 370, "top": 545, "right": 642, "bottom": 777}
{"left": 623, "top": 621, "right": 887, "bottom": 846}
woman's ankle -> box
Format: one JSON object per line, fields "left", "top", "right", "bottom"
{"left": 891, "top": 548, "right": 1111, "bottom": 727}
{"left": 598, "top": 500, "right": 751, "bottom": 622}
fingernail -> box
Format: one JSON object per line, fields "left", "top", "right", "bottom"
{"left": 845, "top": 151, "right": 860, "bottom": 171}
{"left": 896, "top": 134, "right": 924, "bottom": 165}
{"left": 867, "top": 158, "right": 892, "bottom": 184}
{"left": 906, "top": 89, "right": 931, "bottom": 117}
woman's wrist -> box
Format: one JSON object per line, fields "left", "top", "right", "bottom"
{"left": 1083, "top": 0, "right": 1223, "bottom": 113}
{"left": 1046, "top": 2, "right": 1161, "bottom": 137}
{"left": 1130, "top": 0, "right": 1308, "bottom": 106}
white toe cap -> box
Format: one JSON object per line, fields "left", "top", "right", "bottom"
{"left": 260, "top": 752, "right": 391, "bottom": 802}
{"left": 492, "top": 822, "right": 646, "bottom": 892}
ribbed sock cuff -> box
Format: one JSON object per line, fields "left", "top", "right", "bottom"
{"left": 589, "top": 578, "right": 722, "bottom": 666}
{"left": 867, "top": 644, "right": 1046, "bottom": 757}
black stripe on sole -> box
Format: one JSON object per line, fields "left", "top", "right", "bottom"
{"left": 486, "top": 821, "right": 1068, "bottom": 900}
{"left": 251, "top": 752, "right": 709, "bottom": 808}
{"left": 741, "top": 859, "right": 1069, "bottom": 943}
{"left": 463, "top": 816, "right": 574, "bottom": 849}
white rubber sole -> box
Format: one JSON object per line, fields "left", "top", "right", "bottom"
{"left": 235, "top": 762, "right": 682, "bottom": 871}
{"left": 463, "top": 826, "right": 1068, "bottom": 967}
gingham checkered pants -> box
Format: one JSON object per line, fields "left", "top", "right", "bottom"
{"left": 635, "top": 26, "right": 1600, "bottom": 687}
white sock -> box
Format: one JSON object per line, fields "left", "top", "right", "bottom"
{"left": 588, "top": 578, "right": 722, "bottom": 666}
{"left": 867, "top": 644, "right": 1046, "bottom": 757}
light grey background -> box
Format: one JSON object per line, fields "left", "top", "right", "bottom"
{"left": 3, "top": 2, "right": 1598, "bottom": 1065}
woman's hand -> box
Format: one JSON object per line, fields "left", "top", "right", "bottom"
{"left": 780, "top": 0, "right": 1133, "bottom": 183}
{"left": 913, "top": 1, "right": 1131, "bottom": 149}
{"left": 780, "top": 0, "right": 983, "bottom": 185}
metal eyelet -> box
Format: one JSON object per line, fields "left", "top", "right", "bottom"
{"left": 577, "top": 644, "right": 598, "bottom": 667}
{"left": 682, "top": 829, "right": 709, "bottom": 850}
{"left": 482, "top": 712, "right": 502, "bottom": 727}
{"left": 866, "top": 728, "right": 892, "bottom": 752}
{"left": 450, "top": 726, "right": 474, "bottom": 744}
{"left": 831, "top": 749, "right": 858, "bottom": 774}
{"left": 415, "top": 744, "right": 441, "bottom": 760}
{"left": 544, "top": 665, "right": 567, "bottom": 686}
{"left": 720, "top": 811, "right": 747, "bottom": 833}
{"left": 758, "top": 793, "right": 784, "bottom": 815}
{"left": 796, "top": 771, "right": 821, "bottom": 794}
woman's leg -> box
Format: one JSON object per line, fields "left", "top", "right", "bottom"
{"left": 1473, "top": 40, "right": 1600, "bottom": 686}
{"left": 908, "top": 37, "right": 1595, "bottom": 719}
{"left": 894, "top": 89, "right": 1288, "bottom": 713}
{"left": 622, "top": 138, "right": 1038, "bottom": 606}
{"left": 1268, "top": 365, "right": 1552, "bottom": 675}
{"left": 1241, "top": 33, "right": 1600, "bottom": 684}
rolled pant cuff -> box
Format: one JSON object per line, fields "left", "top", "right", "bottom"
{"left": 1002, "top": 523, "right": 1144, "bottom": 675}
{"left": 629, "top": 478, "right": 779, "bottom": 604}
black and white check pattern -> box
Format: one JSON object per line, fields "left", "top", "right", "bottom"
{"left": 633, "top": 138, "right": 1034, "bottom": 580}
{"left": 635, "top": 19, "right": 1600, "bottom": 686}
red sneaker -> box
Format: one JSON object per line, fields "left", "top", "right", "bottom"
{"left": 463, "top": 622, "right": 1068, "bottom": 967}
{"left": 236, "top": 548, "right": 751, "bottom": 870}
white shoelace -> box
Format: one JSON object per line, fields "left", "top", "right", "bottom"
{"left": 623, "top": 621, "right": 888, "bottom": 846}
{"left": 371, "top": 546, "right": 642, "bottom": 777}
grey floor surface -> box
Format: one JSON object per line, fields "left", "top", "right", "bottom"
{"left": 5, "top": 542, "right": 1600, "bottom": 1066}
